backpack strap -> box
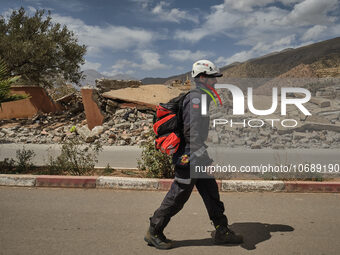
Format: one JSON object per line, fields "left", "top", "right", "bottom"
{"left": 177, "top": 88, "right": 202, "bottom": 133}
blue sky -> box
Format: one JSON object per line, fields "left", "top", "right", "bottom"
{"left": 1, "top": 0, "right": 340, "bottom": 79}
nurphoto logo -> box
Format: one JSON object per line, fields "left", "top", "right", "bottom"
{"left": 202, "top": 84, "right": 312, "bottom": 128}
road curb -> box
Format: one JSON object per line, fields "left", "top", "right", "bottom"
{"left": 0, "top": 174, "right": 36, "bottom": 187}
{"left": 221, "top": 180, "right": 285, "bottom": 192}
{"left": 1, "top": 174, "right": 340, "bottom": 192}
{"left": 36, "top": 175, "right": 97, "bottom": 188}
{"left": 97, "top": 176, "right": 159, "bottom": 190}
{"left": 284, "top": 181, "right": 340, "bottom": 193}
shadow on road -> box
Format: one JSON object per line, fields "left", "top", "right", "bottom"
{"left": 172, "top": 222, "right": 294, "bottom": 250}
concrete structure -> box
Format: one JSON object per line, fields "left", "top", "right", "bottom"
{"left": 0, "top": 86, "right": 64, "bottom": 120}
{"left": 1, "top": 174, "right": 340, "bottom": 192}
{"left": 81, "top": 88, "right": 105, "bottom": 130}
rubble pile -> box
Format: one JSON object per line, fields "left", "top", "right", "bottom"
{"left": 1, "top": 80, "right": 340, "bottom": 149}
{"left": 76, "top": 108, "right": 154, "bottom": 146}
{"left": 95, "top": 79, "right": 141, "bottom": 94}
{"left": 206, "top": 90, "right": 340, "bottom": 149}
{"left": 0, "top": 107, "right": 154, "bottom": 146}
{"left": 210, "top": 123, "right": 340, "bottom": 149}
{"left": 0, "top": 110, "right": 86, "bottom": 144}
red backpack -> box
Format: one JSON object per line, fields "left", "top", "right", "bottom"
{"left": 153, "top": 92, "right": 190, "bottom": 155}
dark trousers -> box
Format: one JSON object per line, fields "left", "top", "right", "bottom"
{"left": 149, "top": 177, "right": 228, "bottom": 233}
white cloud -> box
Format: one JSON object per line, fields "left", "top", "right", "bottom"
{"left": 24, "top": 0, "right": 86, "bottom": 12}
{"left": 175, "top": 3, "right": 240, "bottom": 42}
{"left": 175, "top": 0, "right": 339, "bottom": 43}
{"left": 1, "top": 8, "right": 14, "bottom": 20}
{"left": 224, "top": 0, "right": 274, "bottom": 12}
{"left": 301, "top": 25, "right": 327, "bottom": 41}
{"left": 103, "top": 50, "right": 167, "bottom": 75}
{"left": 27, "top": 6, "right": 37, "bottom": 14}
{"left": 130, "top": 0, "right": 153, "bottom": 9}
{"left": 151, "top": 1, "right": 198, "bottom": 23}
{"left": 81, "top": 60, "right": 102, "bottom": 71}
{"left": 175, "top": 0, "right": 339, "bottom": 65}
{"left": 50, "top": 14, "right": 156, "bottom": 57}
{"left": 283, "top": 0, "right": 338, "bottom": 26}
{"left": 138, "top": 50, "right": 167, "bottom": 70}
{"left": 216, "top": 34, "right": 297, "bottom": 65}
{"left": 168, "top": 50, "right": 213, "bottom": 62}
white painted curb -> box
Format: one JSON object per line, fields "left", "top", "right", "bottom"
{"left": 221, "top": 180, "right": 285, "bottom": 192}
{"left": 96, "top": 176, "right": 159, "bottom": 190}
{"left": 0, "top": 174, "right": 36, "bottom": 187}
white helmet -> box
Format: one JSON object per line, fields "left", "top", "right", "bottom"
{"left": 191, "top": 59, "right": 222, "bottom": 78}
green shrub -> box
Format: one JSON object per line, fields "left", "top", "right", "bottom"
{"left": 0, "top": 58, "right": 28, "bottom": 109}
{"left": 15, "top": 146, "right": 36, "bottom": 173}
{"left": 103, "top": 163, "right": 115, "bottom": 175}
{"left": 47, "top": 137, "right": 103, "bottom": 175}
{"left": 0, "top": 158, "right": 16, "bottom": 174}
{"left": 137, "top": 130, "right": 174, "bottom": 178}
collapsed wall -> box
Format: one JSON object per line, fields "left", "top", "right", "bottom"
{"left": 95, "top": 79, "right": 142, "bottom": 93}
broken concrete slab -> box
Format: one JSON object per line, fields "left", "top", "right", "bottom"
{"left": 76, "top": 125, "right": 96, "bottom": 143}
{"left": 96, "top": 79, "right": 141, "bottom": 93}
{"left": 0, "top": 86, "right": 64, "bottom": 120}
{"left": 91, "top": 126, "right": 104, "bottom": 136}
{"left": 278, "top": 122, "right": 340, "bottom": 134}
{"left": 55, "top": 92, "right": 75, "bottom": 104}
{"left": 102, "top": 84, "right": 186, "bottom": 111}
{"left": 81, "top": 88, "right": 105, "bottom": 130}
{"left": 310, "top": 98, "right": 331, "bottom": 108}
{"left": 294, "top": 93, "right": 331, "bottom": 108}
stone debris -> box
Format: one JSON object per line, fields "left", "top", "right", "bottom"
{"left": 0, "top": 107, "right": 154, "bottom": 146}
{"left": 102, "top": 84, "right": 185, "bottom": 111}
{"left": 1, "top": 78, "right": 340, "bottom": 150}
{"left": 95, "top": 79, "right": 141, "bottom": 94}
{"left": 207, "top": 89, "right": 340, "bottom": 149}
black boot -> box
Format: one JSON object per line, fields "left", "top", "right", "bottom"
{"left": 213, "top": 225, "right": 243, "bottom": 245}
{"left": 144, "top": 226, "right": 172, "bottom": 249}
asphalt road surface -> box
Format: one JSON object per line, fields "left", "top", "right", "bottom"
{"left": 1, "top": 187, "right": 340, "bottom": 255}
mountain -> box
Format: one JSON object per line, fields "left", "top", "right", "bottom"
{"left": 254, "top": 63, "right": 317, "bottom": 95}
{"left": 141, "top": 72, "right": 191, "bottom": 85}
{"left": 81, "top": 37, "right": 340, "bottom": 87}
{"left": 80, "top": 69, "right": 104, "bottom": 86}
{"left": 107, "top": 73, "right": 137, "bottom": 80}
{"left": 157, "top": 37, "right": 340, "bottom": 85}
{"left": 80, "top": 69, "right": 137, "bottom": 86}
{"left": 220, "top": 37, "right": 340, "bottom": 79}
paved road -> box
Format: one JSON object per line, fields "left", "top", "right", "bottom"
{"left": 0, "top": 187, "right": 339, "bottom": 255}
{"left": 0, "top": 143, "right": 339, "bottom": 169}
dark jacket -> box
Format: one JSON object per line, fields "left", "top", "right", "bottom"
{"left": 172, "top": 84, "right": 213, "bottom": 180}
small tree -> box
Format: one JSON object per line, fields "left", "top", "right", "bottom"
{"left": 0, "top": 58, "right": 28, "bottom": 109}
{"left": 47, "top": 137, "right": 103, "bottom": 176}
{"left": 137, "top": 130, "right": 174, "bottom": 178}
{"left": 0, "top": 7, "right": 86, "bottom": 88}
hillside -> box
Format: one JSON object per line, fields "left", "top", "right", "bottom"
{"left": 254, "top": 64, "right": 317, "bottom": 95}
{"left": 80, "top": 69, "right": 137, "bottom": 86}
{"left": 160, "top": 37, "right": 340, "bottom": 85}
{"left": 222, "top": 37, "right": 340, "bottom": 78}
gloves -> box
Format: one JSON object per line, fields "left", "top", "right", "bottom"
{"left": 175, "top": 148, "right": 213, "bottom": 168}
{"left": 175, "top": 148, "right": 191, "bottom": 167}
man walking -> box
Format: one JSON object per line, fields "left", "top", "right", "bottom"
{"left": 144, "top": 60, "right": 243, "bottom": 249}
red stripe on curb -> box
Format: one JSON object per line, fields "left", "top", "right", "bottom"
{"left": 284, "top": 181, "right": 340, "bottom": 193}
{"left": 36, "top": 175, "right": 97, "bottom": 188}
{"left": 158, "top": 179, "right": 173, "bottom": 191}
{"left": 216, "top": 180, "right": 222, "bottom": 191}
